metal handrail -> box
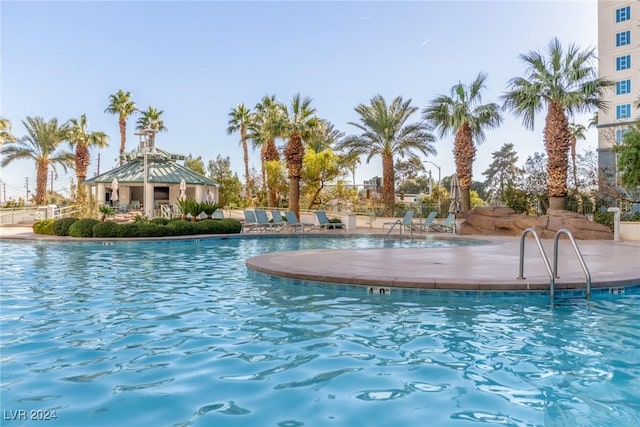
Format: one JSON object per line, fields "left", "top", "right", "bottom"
{"left": 553, "top": 228, "right": 592, "bottom": 299}
{"left": 383, "top": 219, "right": 414, "bottom": 240}
{"left": 517, "top": 228, "right": 555, "bottom": 302}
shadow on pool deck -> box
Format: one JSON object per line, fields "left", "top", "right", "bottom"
{"left": 3, "top": 225, "right": 640, "bottom": 293}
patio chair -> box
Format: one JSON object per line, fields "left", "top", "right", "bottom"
{"left": 270, "top": 210, "right": 287, "bottom": 229}
{"left": 284, "top": 211, "right": 315, "bottom": 232}
{"left": 243, "top": 210, "right": 259, "bottom": 232}
{"left": 131, "top": 200, "right": 141, "bottom": 210}
{"left": 314, "top": 210, "right": 345, "bottom": 231}
{"left": 428, "top": 213, "right": 456, "bottom": 233}
{"left": 383, "top": 211, "right": 414, "bottom": 232}
{"left": 255, "top": 209, "right": 281, "bottom": 232}
{"left": 416, "top": 211, "right": 438, "bottom": 232}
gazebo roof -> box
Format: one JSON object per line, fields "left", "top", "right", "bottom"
{"left": 85, "top": 147, "right": 217, "bottom": 186}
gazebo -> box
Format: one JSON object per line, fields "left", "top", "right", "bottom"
{"left": 84, "top": 146, "right": 218, "bottom": 218}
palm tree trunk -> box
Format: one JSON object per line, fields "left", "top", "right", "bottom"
{"left": 285, "top": 133, "right": 304, "bottom": 219}
{"left": 119, "top": 115, "right": 127, "bottom": 166}
{"left": 544, "top": 102, "right": 570, "bottom": 210}
{"left": 264, "top": 139, "right": 279, "bottom": 208}
{"left": 382, "top": 154, "right": 395, "bottom": 216}
{"left": 454, "top": 123, "right": 475, "bottom": 213}
{"left": 36, "top": 159, "right": 49, "bottom": 205}
{"left": 240, "top": 127, "right": 252, "bottom": 203}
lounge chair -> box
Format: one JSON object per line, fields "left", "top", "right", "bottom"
{"left": 314, "top": 210, "right": 345, "bottom": 230}
{"left": 383, "top": 211, "right": 414, "bottom": 233}
{"left": 284, "top": 211, "right": 314, "bottom": 232}
{"left": 417, "top": 211, "right": 438, "bottom": 232}
{"left": 255, "top": 209, "right": 281, "bottom": 232}
{"left": 429, "top": 213, "right": 456, "bottom": 233}
{"left": 270, "top": 210, "right": 287, "bottom": 229}
{"left": 243, "top": 210, "right": 259, "bottom": 232}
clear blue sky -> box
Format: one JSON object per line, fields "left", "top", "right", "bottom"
{"left": 1, "top": 0, "right": 598, "bottom": 202}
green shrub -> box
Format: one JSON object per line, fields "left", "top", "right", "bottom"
{"left": 594, "top": 210, "right": 614, "bottom": 231}
{"left": 33, "top": 219, "right": 56, "bottom": 235}
{"left": 151, "top": 217, "right": 169, "bottom": 225}
{"left": 622, "top": 211, "right": 640, "bottom": 221}
{"left": 115, "top": 223, "right": 140, "bottom": 238}
{"left": 135, "top": 223, "right": 168, "bottom": 237}
{"left": 328, "top": 218, "right": 343, "bottom": 224}
{"left": 53, "top": 217, "right": 79, "bottom": 236}
{"left": 167, "top": 220, "right": 198, "bottom": 235}
{"left": 93, "top": 221, "right": 119, "bottom": 238}
{"left": 69, "top": 218, "right": 100, "bottom": 237}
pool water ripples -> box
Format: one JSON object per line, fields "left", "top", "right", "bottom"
{"left": 1, "top": 237, "right": 639, "bottom": 426}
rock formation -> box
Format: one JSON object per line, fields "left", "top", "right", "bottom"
{"left": 458, "top": 206, "right": 613, "bottom": 240}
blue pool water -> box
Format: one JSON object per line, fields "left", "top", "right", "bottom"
{"left": 1, "top": 236, "right": 639, "bottom": 426}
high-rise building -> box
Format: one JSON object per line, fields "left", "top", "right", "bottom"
{"left": 597, "top": 1, "right": 640, "bottom": 187}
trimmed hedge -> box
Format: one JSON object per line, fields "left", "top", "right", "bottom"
{"left": 93, "top": 221, "right": 119, "bottom": 238}
{"left": 150, "top": 217, "right": 169, "bottom": 225}
{"left": 68, "top": 219, "right": 100, "bottom": 237}
{"left": 53, "top": 218, "right": 79, "bottom": 236}
{"left": 33, "top": 219, "right": 56, "bottom": 235}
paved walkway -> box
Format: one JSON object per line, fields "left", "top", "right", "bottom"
{"left": 3, "top": 225, "right": 640, "bottom": 294}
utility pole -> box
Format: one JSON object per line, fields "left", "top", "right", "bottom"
{"left": 25, "top": 177, "right": 30, "bottom": 202}
{"left": 96, "top": 153, "right": 100, "bottom": 176}
{"left": 50, "top": 170, "right": 54, "bottom": 194}
{"left": 2, "top": 183, "right": 5, "bottom": 204}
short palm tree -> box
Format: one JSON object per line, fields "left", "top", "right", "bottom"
{"left": 338, "top": 94, "right": 436, "bottom": 216}
{"left": 279, "top": 94, "right": 320, "bottom": 219}
{"left": 66, "top": 114, "right": 109, "bottom": 198}
{"left": 1, "top": 117, "right": 17, "bottom": 145}
{"left": 136, "top": 106, "right": 167, "bottom": 148}
{"left": 0, "top": 117, "right": 74, "bottom": 204}
{"left": 423, "top": 72, "right": 503, "bottom": 213}
{"left": 502, "top": 38, "right": 613, "bottom": 210}
{"left": 249, "top": 95, "right": 285, "bottom": 207}
{"left": 105, "top": 89, "right": 136, "bottom": 165}
{"left": 227, "top": 103, "right": 254, "bottom": 203}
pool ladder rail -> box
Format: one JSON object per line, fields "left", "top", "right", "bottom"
{"left": 517, "top": 227, "right": 592, "bottom": 303}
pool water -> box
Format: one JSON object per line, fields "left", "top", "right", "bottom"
{"left": 1, "top": 237, "right": 639, "bottom": 426}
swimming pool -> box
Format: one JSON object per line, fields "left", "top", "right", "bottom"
{"left": 1, "top": 237, "right": 639, "bottom": 426}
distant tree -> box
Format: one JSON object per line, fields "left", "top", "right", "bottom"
{"left": 614, "top": 123, "right": 640, "bottom": 188}
{"left": 301, "top": 148, "right": 344, "bottom": 209}
{"left": 105, "top": 89, "right": 136, "bottom": 165}
{"left": 136, "top": 106, "right": 167, "bottom": 148}
{"left": 575, "top": 149, "right": 598, "bottom": 190}
{"left": 65, "top": 114, "right": 109, "bottom": 199}
{"left": 482, "top": 143, "right": 524, "bottom": 204}
{"left": 227, "top": 103, "right": 254, "bottom": 203}
{"left": 502, "top": 38, "right": 613, "bottom": 210}
{"left": 522, "top": 152, "right": 549, "bottom": 213}
{"left": 568, "top": 122, "right": 587, "bottom": 192}
{"left": 395, "top": 156, "right": 425, "bottom": 186}
{"left": 184, "top": 154, "right": 206, "bottom": 175}
{"left": 207, "top": 155, "right": 242, "bottom": 207}
{"left": 338, "top": 94, "right": 436, "bottom": 216}
{"left": 423, "top": 72, "right": 503, "bottom": 213}
{"left": 0, "top": 117, "right": 17, "bottom": 145}
{"left": 1, "top": 117, "right": 74, "bottom": 205}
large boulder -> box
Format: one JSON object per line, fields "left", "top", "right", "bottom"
{"left": 458, "top": 207, "right": 613, "bottom": 240}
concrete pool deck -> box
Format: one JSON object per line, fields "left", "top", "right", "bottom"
{"left": 2, "top": 225, "right": 640, "bottom": 294}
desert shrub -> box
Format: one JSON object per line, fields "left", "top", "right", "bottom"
{"left": 53, "top": 218, "right": 79, "bottom": 236}
{"left": 69, "top": 218, "right": 100, "bottom": 237}
{"left": 93, "top": 221, "right": 119, "bottom": 238}
{"left": 150, "top": 217, "right": 169, "bottom": 225}
{"left": 33, "top": 219, "right": 56, "bottom": 235}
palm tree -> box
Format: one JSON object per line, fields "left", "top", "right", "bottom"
{"left": 423, "top": 73, "right": 503, "bottom": 213}
{"left": 338, "top": 94, "right": 436, "bottom": 216}
{"left": 306, "top": 120, "right": 343, "bottom": 153}
{"left": 279, "top": 94, "right": 320, "bottom": 219}
{"left": 502, "top": 38, "right": 613, "bottom": 210}
{"left": 1, "top": 117, "right": 17, "bottom": 146}
{"left": 227, "top": 103, "right": 254, "bottom": 203}
{"left": 568, "top": 122, "right": 586, "bottom": 192}
{"left": 136, "top": 106, "right": 167, "bottom": 148}
{"left": 66, "top": 114, "right": 109, "bottom": 198}
{"left": 105, "top": 90, "right": 136, "bottom": 165}
{"left": 0, "top": 117, "right": 74, "bottom": 205}
{"left": 249, "top": 95, "right": 285, "bottom": 207}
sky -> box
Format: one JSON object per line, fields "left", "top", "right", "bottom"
{"left": 1, "top": 0, "right": 599, "bottom": 202}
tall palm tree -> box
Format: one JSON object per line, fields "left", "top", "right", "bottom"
{"left": 306, "top": 120, "right": 343, "bottom": 153}
{"left": 1, "top": 117, "right": 17, "bottom": 146}
{"left": 0, "top": 117, "right": 74, "bottom": 204}
{"left": 66, "top": 114, "right": 109, "bottom": 198}
{"left": 568, "top": 122, "right": 586, "bottom": 191}
{"left": 279, "top": 94, "right": 320, "bottom": 219}
{"left": 423, "top": 72, "right": 503, "bottom": 213}
{"left": 136, "top": 106, "right": 167, "bottom": 148}
{"left": 227, "top": 104, "right": 254, "bottom": 203}
{"left": 249, "top": 95, "right": 285, "bottom": 207}
{"left": 502, "top": 38, "right": 613, "bottom": 210}
{"left": 338, "top": 94, "right": 436, "bottom": 216}
{"left": 105, "top": 89, "right": 136, "bottom": 165}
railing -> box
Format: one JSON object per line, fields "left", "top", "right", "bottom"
{"left": 518, "top": 227, "right": 591, "bottom": 303}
